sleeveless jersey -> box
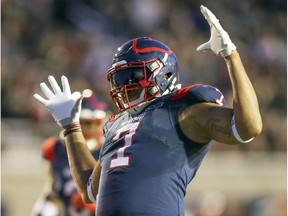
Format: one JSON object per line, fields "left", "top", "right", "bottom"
{"left": 96, "top": 84, "right": 226, "bottom": 216}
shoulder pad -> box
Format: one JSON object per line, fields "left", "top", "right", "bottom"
{"left": 172, "top": 84, "right": 226, "bottom": 106}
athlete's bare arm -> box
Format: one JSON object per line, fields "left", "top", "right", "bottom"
{"left": 179, "top": 6, "right": 262, "bottom": 145}
{"left": 224, "top": 51, "right": 262, "bottom": 139}
{"left": 33, "top": 75, "right": 102, "bottom": 204}
{"left": 179, "top": 51, "right": 262, "bottom": 144}
{"left": 65, "top": 131, "right": 101, "bottom": 203}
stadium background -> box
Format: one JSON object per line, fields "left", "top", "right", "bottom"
{"left": 1, "top": 0, "right": 286, "bottom": 215}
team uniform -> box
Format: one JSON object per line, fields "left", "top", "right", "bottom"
{"left": 42, "top": 136, "right": 98, "bottom": 216}
{"left": 34, "top": 14, "right": 262, "bottom": 216}
{"left": 96, "top": 84, "right": 225, "bottom": 216}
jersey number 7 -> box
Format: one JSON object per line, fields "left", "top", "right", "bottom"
{"left": 110, "top": 121, "right": 140, "bottom": 169}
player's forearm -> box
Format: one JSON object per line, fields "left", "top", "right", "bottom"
{"left": 64, "top": 131, "right": 96, "bottom": 199}
{"left": 224, "top": 51, "right": 262, "bottom": 140}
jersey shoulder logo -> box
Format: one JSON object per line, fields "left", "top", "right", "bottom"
{"left": 171, "top": 84, "right": 201, "bottom": 100}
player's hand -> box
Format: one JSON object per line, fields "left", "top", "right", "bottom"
{"left": 33, "top": 75, "right": 83, "bottom": 128}
{"left": 197, "top": 5, "right": 236, "bottom": 57}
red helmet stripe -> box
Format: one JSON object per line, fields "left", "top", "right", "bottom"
{"left": 132, "top": 38, "right": 172, "bottom": 54}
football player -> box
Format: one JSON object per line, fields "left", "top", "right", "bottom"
{"left": 34, "top": 6, "right": 262, "bottom": 216}
{"left": 32, "top": 91, "right": 109, "bottom": 216}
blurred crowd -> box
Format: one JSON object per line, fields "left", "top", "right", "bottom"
{"left": 1, "top": 0, "right": 286, "bottom": 215}
{"left": 2, "top": 0, "right": 286, "bottom": 152}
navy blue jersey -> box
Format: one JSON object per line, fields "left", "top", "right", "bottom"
{"left": 98, "top": 84, "right": 225, "bottom": 216}
{"left": 42, "top": 137, "right": 100, "bottom": 215}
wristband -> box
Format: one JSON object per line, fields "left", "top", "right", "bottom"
{"left": 87, "top": 174, "right": 96, "bottom": 202}
{"left": 63, "top": 128, "right": 82, "bottom": 137}
{"left": 64, "top": 122, "right": 81, "bottom": 131}
{"left": 231, "top": 116, "right": 254, "bottom": 143}
{"left": 63, "top": 123, "right": 82, "bottom": 137}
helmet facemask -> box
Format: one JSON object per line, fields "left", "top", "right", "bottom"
{"left": 107, "top": 60, "right": 161, "bottom": 112}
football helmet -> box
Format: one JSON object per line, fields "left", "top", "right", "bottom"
{"left": 107, "top": 37, "right": 181, "bottom": 112}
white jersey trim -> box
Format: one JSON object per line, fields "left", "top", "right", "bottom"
{"left": 231, "top": 115, "right": 254, "bottom": 143}
{"left": 87, "top": 174, "right": 96, "bottom": 203}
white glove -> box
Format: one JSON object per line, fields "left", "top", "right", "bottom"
{"left": 197, "top": 5, "right": 236, "bottom": 57}
{"left": 33, "top": 75, "right": 83, "bottom": 128}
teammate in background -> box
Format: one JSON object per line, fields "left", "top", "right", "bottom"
{"left": 34, "top": 6, "right": 262, "bottom": 216}
{"left": 31, "top": 90, "right": 109, "bottom": 216}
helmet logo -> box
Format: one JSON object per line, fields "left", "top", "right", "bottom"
{"left": 132, "top": 38, "right": 172, "bottom": 55}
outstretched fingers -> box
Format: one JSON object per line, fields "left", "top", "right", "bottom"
{"left": 200, "top": 6, "right": 218, "bottom": 23}
{"left": 71, "top": 91, "right": 83, "bottom": 102}
{"left": 39, "top": 82, "right": 55, "bottom": 99}
{"left": 200, "top": 5, "right": 223, "bottom": 34}
{"left": 33, "top": 93, "right": 50, "bottom": 107}
{"left": 61, "top": 75, "right": 71, "bottom": 95}
{"left": 48, "top": 75, "right": 62, "bottom": 94}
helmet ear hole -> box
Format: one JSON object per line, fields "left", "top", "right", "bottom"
{"left": 163, "top": 72, "right": 173, "bottom": 80}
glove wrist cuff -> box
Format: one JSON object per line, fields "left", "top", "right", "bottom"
{"left": 220, "top": 43, "right": 237, "bottom": 57}
{"left": 58, "top": 118, "right": 78, "bottom": 128}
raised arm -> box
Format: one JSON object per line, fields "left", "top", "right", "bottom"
{"left": 224, "top": 51, "right": 262, "bottom": 140}
{"left": 64, "top": 131, "right": 101, "bottom": 203}
{"left": 179, "top": 6, "right": 262, "bottom": 145}
{"left": 33, "top": 75, "right": 100, "bottom": 203}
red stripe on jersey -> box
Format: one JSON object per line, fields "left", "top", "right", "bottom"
{"left": 132, "top": 38, "right": 172, "bottom": 54}
{"left": 42, "top": 136, "right": 57, "bottom": 161}
{"left": 171, "top": 84, "right": 201, "bottom": 100}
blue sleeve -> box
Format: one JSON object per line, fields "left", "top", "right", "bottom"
{"left": 187, "top": 84, "right": 226, "bottom": 106}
